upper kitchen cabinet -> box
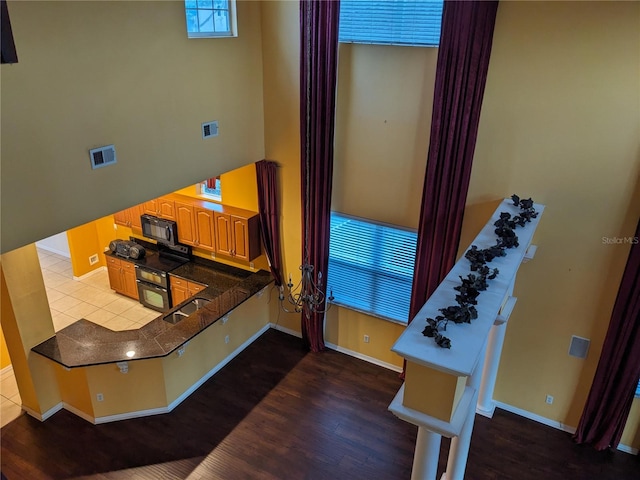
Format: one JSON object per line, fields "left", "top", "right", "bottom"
{"left": 175, "top": 201, "right": 198, "bottom": 247}
{"left": 113, "top": 204, "right": 143, "bottom": 233}
{"left": 174, "top": 201, "right": 221, "bottom": 252}
{"left": 195, "top": 207, "right": 216, "bottom": 251}
{"left": 143, "top": 197, "right": 176, "bottom": 220}
{"left": 214, "top": 211, "right": 261, "bottom": 262}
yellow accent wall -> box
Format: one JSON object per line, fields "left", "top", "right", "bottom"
{"left": 468, "top": 1, "right": 639, "bottom": 446}
{"left": 260, "top": 0, "right": 303, "bottom": 334}
{"left": 1, "top": 0, "right": 265, "bottom": 253}
{"left": 0, "top": 326, "right": 11, "bottom": 369}
{"left": 260, "top": 0, "right": 640, "bottom": 449}
{"left": 332, "top": 43, "right": 437, "bottom": 228}
{"left": 87, "top": 359, "right": 167, "bottom": 419}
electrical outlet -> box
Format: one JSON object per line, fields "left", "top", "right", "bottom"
{"left": 225, "top": 335, "right": 230, "bottom": 344}
{"left": 89, "top": 254, "right": 99, "bottom": 265}
{"left": 364, "top": 335, "right": 370, "bottom": 343}
{"left": 96, "top": 393, "right": 104, "bottom": 402}
{"left": 545, "top": 395, "right": 554, "bottom": 405}
{"left": 250, "top": 262, "right": 255, "bottom": 270}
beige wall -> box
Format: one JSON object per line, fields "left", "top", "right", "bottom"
{"left": 1, "top": 0, "right": 265, "bottom": 253}
{"left": 469, "top": 0, "right": 639, "bottom": 445}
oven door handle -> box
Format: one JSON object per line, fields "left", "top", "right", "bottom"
{"left": 136, "top": 280, "right": 167, "bottom": 293}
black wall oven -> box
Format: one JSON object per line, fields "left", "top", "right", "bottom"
{"left": 129, "top": 239, "right": 191, "bottom": 313}
{"left": 136, "top": 265, "right": 171, "bottom": 312}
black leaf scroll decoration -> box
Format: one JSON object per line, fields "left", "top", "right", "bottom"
{"left": 422, "top": 195, "right": 538, "bottom": 348}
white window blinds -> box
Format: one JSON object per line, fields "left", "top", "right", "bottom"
{"left": 339, "top": 0, "right": 444, "bottom": 47}
{"left": 328, "top": 212, "right": 417, "bottom": 324}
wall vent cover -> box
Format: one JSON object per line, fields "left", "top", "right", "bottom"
{"left": 569, "top": 335, "right": 590, "bottom": 359}
{"left": 89, "top": 145, "right": 117, "bottom": 169}
{"left": 202, "top": 121, "right": 219, "bottom": 139}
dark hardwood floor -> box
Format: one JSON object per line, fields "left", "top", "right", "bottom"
{"left": 1, "top": 329, "right": 638, "bottom": 479}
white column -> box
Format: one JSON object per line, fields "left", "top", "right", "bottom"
{"left": 476, "top": 279, "right": 516, "bottom": 417}
{"left": 443, "top": 341, "right": 486, "bottom": 480}
{"left": 476, "top": 320, "right": 507, "bottom": 417}
{"left": 411, "top": 427, "right": 442, "bottom": 480}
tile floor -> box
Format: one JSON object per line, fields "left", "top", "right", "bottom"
{"left": 1, "top": 247, "right": 161, "bottom": 427}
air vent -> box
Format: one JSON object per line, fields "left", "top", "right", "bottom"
{"left": 569, "top": 335, "right": 590, "bottom": 359}
{"left": 202, "top": 121, "right": 219, "bottom": 139}
{"left": 89, "top": 145, "right": 117, "bottom": 169}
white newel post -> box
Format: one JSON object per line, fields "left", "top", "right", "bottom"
{"left": 388, "top": 199, "right": 544, "bottom": 480}
{"left": 443, "top": 341, "right": 486, "bottom": 480}
{"left": 412, "top": 428, "right": 443, "bottom": 480}
{"left": 476, "top": 320, "right": 508, "bottom": 417}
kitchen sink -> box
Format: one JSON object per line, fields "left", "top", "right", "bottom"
{"left": 163, "top": 298, "right": 211, "bottom": 324}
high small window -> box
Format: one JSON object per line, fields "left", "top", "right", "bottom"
{"left": 185, "top": 0, "right": 237, "bottom": 38}
{"left": 339, "top": 0, "right": 443, "bottom": 47}
{"left": 327, "top": 212, "right": 417, "bottom": 324}
{"left": 199, "top": 177, "right": 221, "bottom": 201}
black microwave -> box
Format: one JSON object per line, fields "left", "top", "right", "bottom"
{"left": 141, "top": 214, "right": 179, "bottom": 246}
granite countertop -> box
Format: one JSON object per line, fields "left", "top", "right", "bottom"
{"left": 32, "top": 257, "right": 273, "bottom": 369}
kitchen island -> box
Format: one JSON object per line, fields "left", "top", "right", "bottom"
{"left": 31, "top": 260, "right": 274, "bottom": 424}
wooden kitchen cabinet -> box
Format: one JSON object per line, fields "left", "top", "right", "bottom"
{"left": 195, "top": 207, "right": 215, "bottom": 250}
{"left": 175, "top": 201, "right": 197, "bottom": 246}
{"left": 107, "top": 256, "right": 139, "bottom": 300}
{"left": 143, "top": 197, "right": 176, "bottom": 220}
{"left": 214, "top": 212, "right": 261, "bottom": 261}
{"left": 174, "top": 202, "right": 216, "bottom": 251}
{"left": 113, "top": 205, "right": 143, "bottom": 232}
{"left": 170, "top": 276, "right": 207, "bottom": 305}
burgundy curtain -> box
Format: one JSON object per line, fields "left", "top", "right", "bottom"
{"left": 408, "top": 0, "right": 499, "bottom": 323}
{"left": 300, "top": 0, "right": 340, "bottom": 352}
{"left": 574, "top": 217, "right": 640, "bottom": 450}
{"left": 255, "top": 160, "right": 284, "bottom": 286}
{"left": 206, "top": 176, "right": 219, "bottom": 189}
{"left": 1, "top": 0, "right": 18, "bottom": 64}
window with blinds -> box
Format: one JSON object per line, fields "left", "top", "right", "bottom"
{"left": 327, "top": 212, "right": 417, "bottom": 324}
{"left": 339, "top": 0, "right": 443, "bottom": 47}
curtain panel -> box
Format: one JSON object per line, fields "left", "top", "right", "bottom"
{"left": 408, "top": 0, "right": 499, "bottom": 323}
{"left": 574, "top": 217, "right": 640, "bottom": 450}
{"left": 255, "top": 160, "right": 284, "bottom": 286}
{"left": 299, "top": 0, "right": 340, "bottom": 352}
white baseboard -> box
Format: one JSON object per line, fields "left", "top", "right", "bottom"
{"left": 73, "top": 266, "right": 106, "bottom": 281}
{"left": 23, "top": 402, "right": 64, "bottom": 421}
{"left": 64, "top": 403, "right": 100, "bottom": 424}
{"left": 269, "top": 323, "right": 302, "bottom": 338}
{"left": 495, "top": 400, "right": 576, "bottom": 434}
{"left": 494, "top": 401, "right": 637, "bottom": 455}
{"left": 324, "top": 341, "right": 403, "bottom": 373}
{"left": 94, "top": 406, "right": 169, "bottom": 425}
{"left": 476, "top": 403, "right": 496, "bottom": 419}
{"left": 268, "top": 325, "right": 403, "bottom": 373}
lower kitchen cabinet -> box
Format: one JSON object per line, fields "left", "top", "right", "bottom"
{"left": 170, "top": 275, "right": 207, "bottom": 305}
{"left": 107, "top": 256, "right": 139, "bottom": 300}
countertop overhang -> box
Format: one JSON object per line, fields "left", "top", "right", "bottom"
{"left": 32, "top": 258, "right": 273, "bottom": 368}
